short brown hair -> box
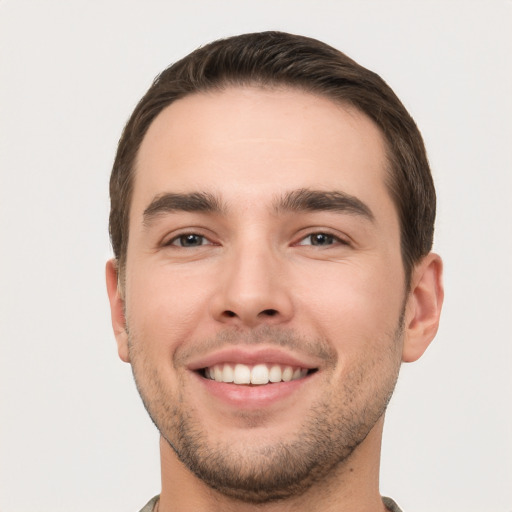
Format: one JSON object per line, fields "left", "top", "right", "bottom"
{"left": 109, "top": 31, "right": 435, "bottom": 286}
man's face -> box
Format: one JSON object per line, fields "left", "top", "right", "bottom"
{"left": 119, "top": 87, "right": 407, "bottom": 501}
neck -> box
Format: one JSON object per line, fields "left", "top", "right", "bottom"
{"left": 157, "top": 416, "right": 388, "bottom": 512}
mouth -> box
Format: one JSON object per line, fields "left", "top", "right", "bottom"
{"left": 200, "top": 363, "right": 317, "bottom": 385}
{"left": 187, "top": 347, "right": 321, "bottom": 408}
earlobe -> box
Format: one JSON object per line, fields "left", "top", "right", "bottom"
{"left": 105, "top": 259, "right": 130, "bottom": 363}
{"left": 402, "top": 253, "right": 444, "bottom": 363}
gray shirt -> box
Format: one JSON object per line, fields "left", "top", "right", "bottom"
{"left": 139, "top": 495, "right": 403, "bottom": 511}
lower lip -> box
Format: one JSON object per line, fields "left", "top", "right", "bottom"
{"left": 193, "top": 372, "right": 314, "bottom": 409}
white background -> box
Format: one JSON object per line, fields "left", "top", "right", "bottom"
{"left": 1, "top": 1, "right": 511, "bottom": 511}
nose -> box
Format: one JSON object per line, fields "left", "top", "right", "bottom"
{"left": 210, "top": 243, "right": 294, "bottom": 328}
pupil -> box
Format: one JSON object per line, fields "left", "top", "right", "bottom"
{"left": 312, "top": 233, "right": 332, "bottom": 245}
{"left": 182, "top": 234, "right": 201, "bottom": 246}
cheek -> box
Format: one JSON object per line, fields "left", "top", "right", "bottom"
{"left": 124, "top": 263, "right": 212, "bottom": 354}
{"left": 293, "top": 258, "right": 405, "bottom": 346}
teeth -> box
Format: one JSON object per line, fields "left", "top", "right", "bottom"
{"left": 214, "top": 365, "right": 223, "bottom": 382}
{"left": 222, "top": 364, "right": 234, "bottom": 383}
{"left": 282, "top": 366, "right": 293, "bottom": 382}
{"left": 268, "top": 365, "right": 282, "bottom": 383}
{"left": 204, "top": 363, "right": 310, "bottom": 385}
{"left": 251, "top": 364, "right": 269, "bottom": 385}
{"left": 234, "top": 364, "right": 251, "bottom": 384}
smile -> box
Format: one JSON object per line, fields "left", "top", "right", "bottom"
{"left": 202, "top": 363, "right": 313, "bottom": 385}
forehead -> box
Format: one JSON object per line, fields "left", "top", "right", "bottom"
{"left": 132, "top": 86, "right": 393, "bottom": 219}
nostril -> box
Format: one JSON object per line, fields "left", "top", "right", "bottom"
{"left": 220, "top": 309, "right": 279, "bottom": 321}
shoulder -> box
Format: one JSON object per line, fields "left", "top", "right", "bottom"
{"left": 382, "top": 496, "right": 403, "bottom": 512}
{"left": 138, "top": 495, "right": 160, "bottom": 512}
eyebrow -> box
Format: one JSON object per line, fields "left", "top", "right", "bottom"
{"left": 142, "top": 188, "right": 374, "bottom": 226}
{"left": 143, "top": 192, "right": 224, "bottom": 226}
{"left": 275, "top": 188, "right": 374, "bottom": 221}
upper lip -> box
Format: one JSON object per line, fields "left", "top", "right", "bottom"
{"left": 187, "top": 346, "right": 320, "bottom": 371}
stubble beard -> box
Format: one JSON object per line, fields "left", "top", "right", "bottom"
{"left": 127, "top": 320, "right": 404, "bottom": 504}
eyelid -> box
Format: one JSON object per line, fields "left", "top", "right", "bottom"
{"left": 170, "top": 234, "right": 209, "bottom": 247}
{"left": 161, "top": 228, "right": 218, "bottom": 248}
{"left": 294, "top": 229, "right": 351, "bottom": 247}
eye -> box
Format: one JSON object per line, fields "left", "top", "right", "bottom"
{"left": 297, "top": 232, "right": 346, "bottom": 247}
{"left": 169, "top": 233, "right": 210, "bottom": 247}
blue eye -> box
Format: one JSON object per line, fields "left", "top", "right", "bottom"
{"left": 171, "top": 234, "right": 208, "bottom": 247}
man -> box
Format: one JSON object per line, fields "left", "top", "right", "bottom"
{"left": 106, "top": 31, "right": 443, "bottom": 512}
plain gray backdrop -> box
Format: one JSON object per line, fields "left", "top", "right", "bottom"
{"left": 1, "top": 1, "right": 511, "bottom": 511}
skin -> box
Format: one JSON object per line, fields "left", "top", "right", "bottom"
{"left": 106, "top": 87, "right": 443, "bottom": 512}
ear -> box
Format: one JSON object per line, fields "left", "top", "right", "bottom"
{"left": 402, "top": 253, "right": 444, "bottom": 362}
{"left": 106, "top": 259, "right": 130, "bottom": 363}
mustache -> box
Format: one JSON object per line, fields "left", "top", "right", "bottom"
{"left": 173, "top": 325, "right": 338, "bottom": 368}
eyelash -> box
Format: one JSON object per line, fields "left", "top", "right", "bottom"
{"left": 296, "top": 232, "right": 349, "bottom": 247}
{"left": 166, "top": 233, "right": 212, "bottom": 248}
{"left": 164, "top": 231, "right": 349, "bottom": 249}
